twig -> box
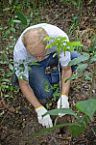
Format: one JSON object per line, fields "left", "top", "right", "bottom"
{"left": 89, "top": 63, "right": 96, "bottom": 97}
{"left": 91, "top": 128, "right": 96, "bottom": 137}
{"left": 49, "top": 137, "right": 60, "bottom": 145}
{"left": 0, "top": 111, "right": 9, "bottom": 126}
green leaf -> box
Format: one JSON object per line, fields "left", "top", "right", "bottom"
{"left": 2, "top": 79, "right": 10, "bottom": 83}
{"left": 76, "top": 98, "right": 96, "bottom": 120}
{"left": 69, "top": 53, "right": 90, "bottom": 66}
{"left": 12, "top": 19, "right": 21, "bottom": 24}
{"left": 77, "top": 63, "right": 88, "bottom": 74}
{"left": 45, "top": 108, "right": 77, "bottom": 118}
{"left": 69, "top": 115, "right": 90, "bottom": 137}
{"left": 9, "top": 64, "right": 14, "bottom": 71}
{"left": 90, "top": 54, "right": 96, "bottom": 63}
{"left": 16, "top": 11, "right": 27, "bottom": 25}
{"left": 66, "top": 73, "right": 79, "bottom": 81}
{"left": 33, "top": 122, "right": 79, "bottom": 137}
{"left": 45, "top": 36, "right": 83, "bottom": 55}
{"left": 33, "top": 121, "right": 88, "bottom": 138}
{"left": 67, "top": 41, "right": 83, "bottom": 47}
{"left": 69, "top": 123, "right": 86, "bottom": 137}
{"left": 84, "top": 72, "right": 92, "bottom": 81}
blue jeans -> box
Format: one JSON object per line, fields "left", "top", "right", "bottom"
{"left": 29, "top": 51, "right": 80, "bottom": 101}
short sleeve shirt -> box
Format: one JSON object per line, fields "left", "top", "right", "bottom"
{"left": 14, "top": 23, "right": 71, "bottom": 81}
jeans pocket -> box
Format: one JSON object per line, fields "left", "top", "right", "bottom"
{"left": 51, "top": 69, "right": 59, "bottom": 84}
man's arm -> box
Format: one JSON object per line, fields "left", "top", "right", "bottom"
{"left": 18, "top": 79, "right": 42, "bottom": 109}
{"left": 57, "top": 66, "right": 72, "bottom": 113}
{"left": 61, "top": 66, "right": 72, "bottom": 96}
{"left": 18, "top": 79, "right": 53, "bottom": 128}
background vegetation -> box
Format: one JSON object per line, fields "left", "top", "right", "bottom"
{"left": 0, "top": 0, "right": 96, "bottom": 145}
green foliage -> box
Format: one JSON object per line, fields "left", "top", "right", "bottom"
{"left": 69, "top": 35, "right": 96, "bottom": 82}
{"left": 33, "top": 122, "right": 73, "bottom": 137}
{"left": 1, "top": 0, "right": 96, "bottom": 139}
{"left": 35, "top": 98, "right": 96, "bottom": 137}
{"left": 15, "top": 11, "right": 28, "bottom": 25}
{"left": 76, "top": 99, "right": 96, "bottom": 120}
{"left": 45, "top": 34, "right": 96, "bottom": 86}
{"left": 68, "top": 15, "right": 80, "bottom": 36}
{"left": 76, "top": 64, "right": 88, "bottom": 74}
{"left": 36, "top": 35, "right": 96, "bottom": 137}
{"left": 0, "top": 3, "right": 43, "bottom": 102}
{"left": 90, "top": 54, "right": 96, "bottom": 63}
{"left": 84, "top": 72, "right": 92, "bottom": 81}
{"left": 69, "top": 53, "right": 90, "bottom": 66}
{"left": 69, "top": 115, "right": 89, "bottom": 137}
{"left": 45, "top": 108, "right": 77, "bottom": 118}
{"left": 45, "top": 36, "right": 82, "bottom": 55}
{"left": 60, "top": 0, "right": 83, "bottom": 37}
{"left": 89, "top": 35, "right": 96, "bottom": 52}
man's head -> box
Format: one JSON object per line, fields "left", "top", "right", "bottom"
{"left": 22, "top": 28, "right": 48, "bottom": 59}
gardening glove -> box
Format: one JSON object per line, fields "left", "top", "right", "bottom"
{"left": 35, "top": 106, "right": 53, "bottom": 128}
{"left": 57, "top": 95, "right": 69, "bottom": 117}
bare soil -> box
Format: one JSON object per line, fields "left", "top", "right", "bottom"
{"left": 0, "top": 1, "right": 96, "bottom": 145}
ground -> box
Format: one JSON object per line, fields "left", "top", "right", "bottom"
{"left": 0, "top": 1, "right": 96, "bottom": 145}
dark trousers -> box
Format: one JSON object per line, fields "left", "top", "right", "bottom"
{"left": 12, "top": 51, "right": 80, "bottom": 101}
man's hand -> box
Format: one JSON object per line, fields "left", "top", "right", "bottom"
{"left": 57, "top": 95, "right": 69, "bottom": 109}
{"left": 35, "top": 106, "right": 53, "bottom": 128}
{"left": 57, "top": 95, "right": 69, "bottom": 117}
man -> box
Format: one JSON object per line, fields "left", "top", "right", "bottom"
{"left": 13, "top": 23, "right": 79, "bottom": 128}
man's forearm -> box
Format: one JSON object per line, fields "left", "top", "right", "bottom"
{"left": 19, "top": 80, "right": 42, "bottom": 108}
{"left": 61, "top": 79, "right": 70, "bottom": 96}
{"left": 61, "top": 66, "right": 72, "bottom": 96}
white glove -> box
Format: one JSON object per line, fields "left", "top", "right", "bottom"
{"left": 35, "top": 106, "right": 53, "bottom": 128}
{"left": 57, "top": 95, "right": 69, "bottom": 116}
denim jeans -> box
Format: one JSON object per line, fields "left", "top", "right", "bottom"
{"left": 12, "top": 51, "right": 80, "bottom": 101}
{"left": 28, "top": 51, "right": 80, "bottom": 100}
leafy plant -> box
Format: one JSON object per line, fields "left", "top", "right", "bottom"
{"left": 69, "top": 35, "right": 96, "bottom": 96}
{"left": 46, "top": 35, "right": 96, "bottom": 96}
{"left": 68, "top": 15, "right": 79, "bottom": 36}
{"left": 13, "top": 11, "right": 28, "bottom": 26}
{"left": 34, "top": 35, "right": 96, "bottom": 137}
{"left": 45, "top": 36, "right": 82, "bottom": 54}
{"left": 34, "top": 98, "right": 96, "bottom": 137}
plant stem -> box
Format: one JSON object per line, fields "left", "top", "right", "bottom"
{"left": 89, "top": 63, "right": 96, "bottom": 97}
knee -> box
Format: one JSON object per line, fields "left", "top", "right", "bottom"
{"left": 29, "top": 66, "right": 53, "bottom": 101}
{"left": 71, "top": 51, "right": 80, "bottom": 60}
{"left": 71, "top": 51, "right": 81, "bottom": 72}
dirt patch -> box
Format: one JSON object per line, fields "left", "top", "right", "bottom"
{"left": 0, "top": 1, "right": 96, "bottom": 145}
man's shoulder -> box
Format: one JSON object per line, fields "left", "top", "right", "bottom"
{"left": 14, "top": 37, "right": 27, "bottom": 61}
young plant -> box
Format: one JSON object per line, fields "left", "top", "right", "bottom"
{"left": 33, "top": 98, "right": 96, "bottom": 137}
{"left": 45, "top": 36, "right": 82, "bottom": 54}
{"left": 34, "top": 35, "right": 96, "bottom": 137}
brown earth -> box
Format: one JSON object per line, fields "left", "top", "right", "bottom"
{"left": 0, "top": 1, "right": 96, "bottom": 145}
